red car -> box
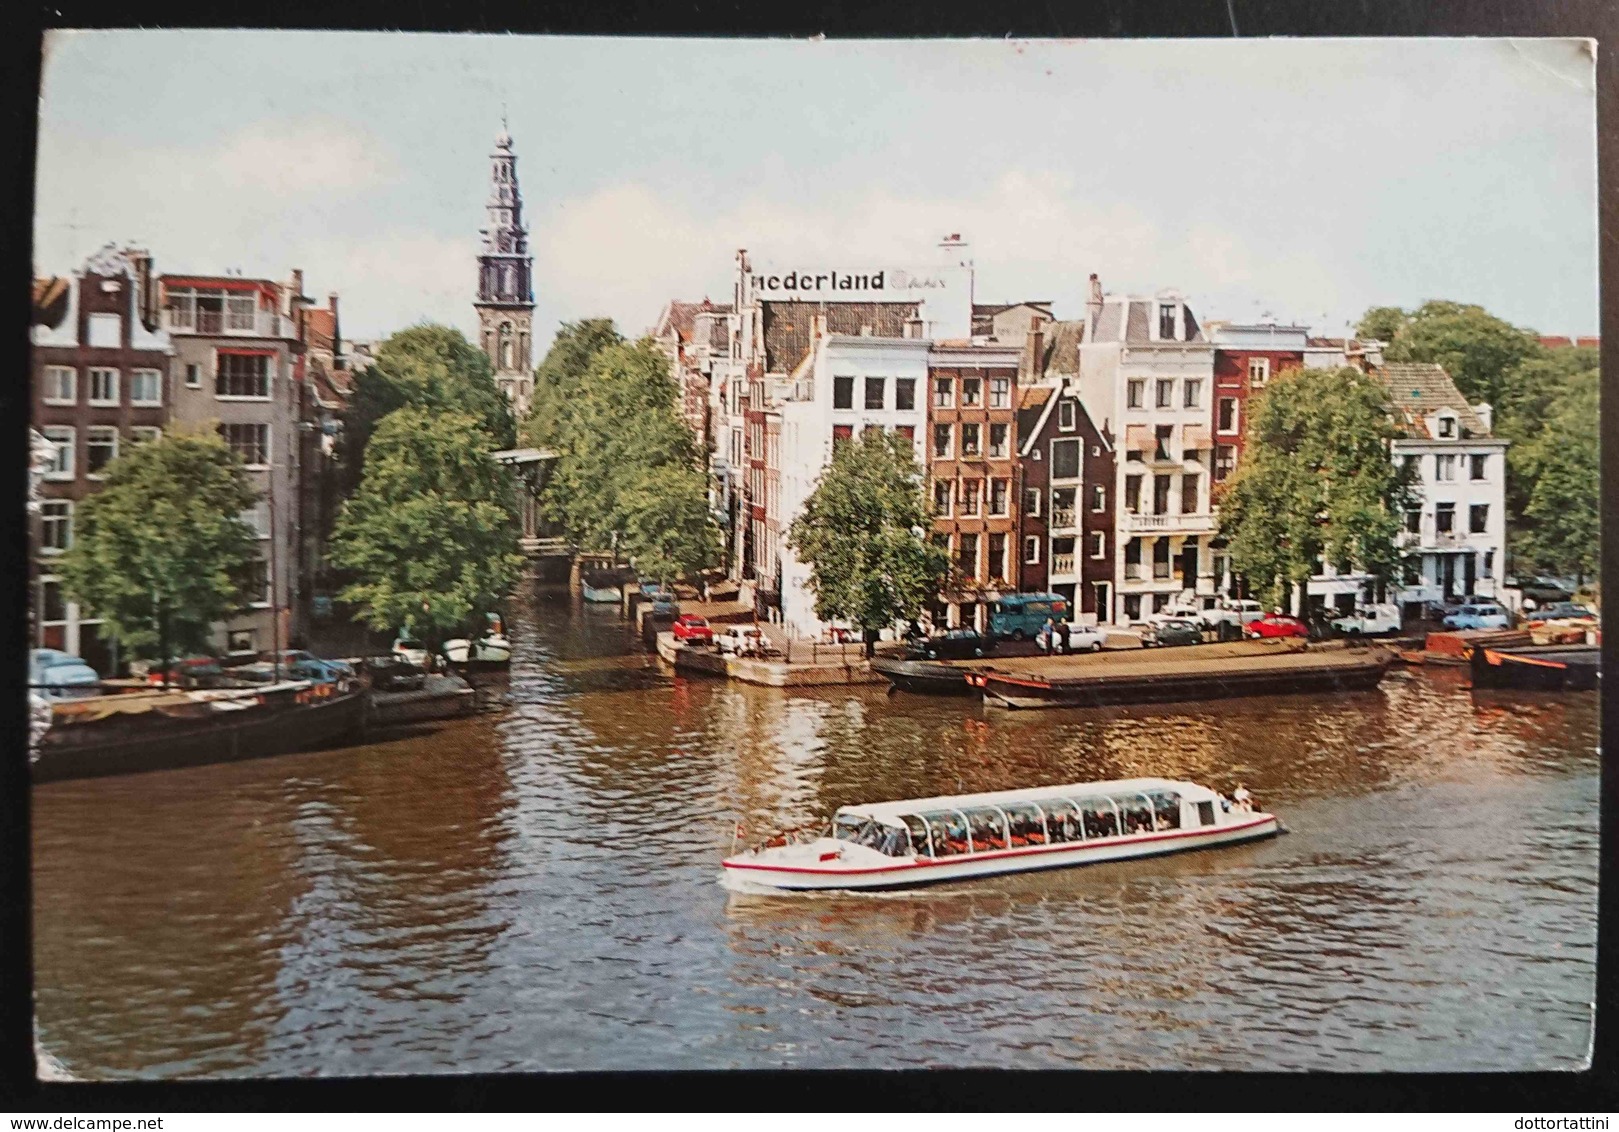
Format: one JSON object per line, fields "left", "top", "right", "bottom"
{"left": 672, "top": 614, "right": 714, "bottom": 645}
{"left": 1245, "top": 613, "right": 1308, "bottom": 639}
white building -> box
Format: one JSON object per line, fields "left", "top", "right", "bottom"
{"left": 1075, "top": 280, "right": 1217, "bottom": 623}
{"left": 775, "top": 323, "right": 931, "bottom": 639}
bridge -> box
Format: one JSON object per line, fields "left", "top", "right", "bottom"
{"left": 491, "top": 447, "right": 614, "bottom": 568}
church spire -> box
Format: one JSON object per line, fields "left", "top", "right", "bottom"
{"left": 474, "top": 120, "right": 536, "bottom": 417}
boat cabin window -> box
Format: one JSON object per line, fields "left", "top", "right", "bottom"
{"left": 1081, "top": 797, "right": 1120, "bottom": 839}
{"left": 922, "top": 810, "right": 970, "bottom": 856}
{"left": 1196, "top": 800, "right": 1216, "bottom": 827}
{"left": 835, "top": 813, "right": 911, "bottom": 857}
{"left": 900, "top": 814, "right": 932, "bottom": 857}
{"left": 1121, "top": 795, "right": 1156, "bottom": 835}
{"left": 1042, "top": 798, "right": 1082, "bottom": 842}
{"left": 876, "top": 824, "right": 910, "bottom": 857}
{"left": 1002, "top": 802, "right": 1047, "bottom": 847}
{"left": 1146, "top": 790, "right": 1183, "bottom": 831}
{"left": 965, "top": 807, "right": 1010, "bottom": 852}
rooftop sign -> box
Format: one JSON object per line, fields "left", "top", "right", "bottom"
{"left": 749, "top": 264, "right": 963, "bottom": 301}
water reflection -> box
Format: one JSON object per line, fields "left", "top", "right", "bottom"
{"left": 32, "top": 590, "right": 1598, "bottom": 1075}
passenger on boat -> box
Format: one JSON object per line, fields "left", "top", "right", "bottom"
{"left": 1233, "top": 784, "right": 1252, "bottom": 813}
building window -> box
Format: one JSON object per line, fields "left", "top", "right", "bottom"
{"left": 221, "top": 423, "right": 270, "bottom": 467}
{"left": 1052, "top": 487, "right": 1076, "bottom": 528}
{"left": 989, "top": 478, "right": 1009, "bottom": 516}
{"left": 864, "top": 376, "right": 885, "bottom": 410}
{"left": 1469, "top": 453, "right": 1488, "bottom": 481}
{"left": 86, "top": 426, "right": 118, "bottom": 476}
{"left": 43, "top": 427, "right": 75, "bottom": 479}
{"left": 1091, "top": 484, "right": 1106, "bottom": 512}
{"left": 1402, "top": 557, "right": 1421, "bottom": 585}
{"left": 1024, "top": 536, "right": 1040, "bottom": 564}
{"left": 227, "top": 628, "right": 256, "bottom": 655}
{"left": 1469, "top": 504, "right": 1489, "bottom": 534}
{"left": 1152, "top": 537, "right": 1172, "bottom": 579}
{"left": 896, "top": 424, "right": 916, "bottom": 444}
{"left": 181, "top": 362, "right": 199, "bottom": 389}
{"left": 933, "top": 423, "right": 953, "bottom": 459}
{"left": 895, "top": 377, "right": 916, "bottom": 411}
{"left": 129, "top": 426, "right": 162, "bottom": 446}
{"left": 1218, "top": 397, "right": 1238, "bottom": 433}
{"left": 1124, "top": 474, "right": 1142, "bottom": 512}
{"left": 1404, "top": 508, "right": 1421, "bottom": 533}
{"left": 1153, "top": 474, "right": 1171, "bottom": 514}
{"left": 1437, "top": 414, "right": 1456, "bottom": 438}
{"left": 1155, "top": 379, "right": 1174, "bottom": 409}
{"left": 88, "top": 367, "right": 120, "bottom": 406}
{"left": 1124, "top": 593, "right": 1142, "bottom": 620}
{"left": 988, "top": 423, "right": 1009, "bottom": 458}
{"left": 1435, "top": 454, "right": 1456, "bottom": 482}
{"left": 40, "top": 500, "right": 72, "bottom": 553}
{"left": 1159, "top": 303, "right": 1177, "bottom": 340}
{"left": 989, "top": 376, "right": 1010, "bottom": 408}
{"left": 1127, "top": 379, "right": 1145, "bottom": 409}
{"left": 1214, "top": 445, "right": 1235, "bottom": 482}
{"left": 1089, "top": 532, "right": 1105, "bottom": 559}
{"left": 130, "top": 369, "right": 163, "bottom": 406}
{"left": 958, "top": 532, "right": 979, "bottom": 580}
{"left": 1403, "top": 453, "right": 1421, "bottom": 479}
{"left": 961, "top": 376, "right": 982, "bottom": 407}
{"left": 217, "top": 353, "right": 270, "bottom": 398}
{"left": 960, "top": 479, "right": 981, "bottom": 517}
{"left": 227, "top": 295, "right": 257, "bottom": 331}
{"left": 833, "top": 376, "right": 854, "bottom": 410}
{"left": 1435, "top": 502, "right": 1455, "bottom": 533}
{"left": 1183, "top": 379, "right": 1203, "bottom": 409}
{"left": 831, "top": 424, "right": 853, "bottom": 446}
{"left": 1154, "top": 425, "right": 1173, "bottom": 461}
{"left": 1124, "top": 538, "right": 1142, "bottom": 581}
{"left": 1023, "top": 487, "right": 1041, "bottom": 517}
{"left": 1483, "top": 550, "right": 1495, "bottom": 578}
{"left": 987, "top": 533, "right": 1007, "bottom": 581}
{"left": 1181, "top": 473, "right": 1200, "bottom": 514}
{"left": 933, "top": 479, "right": 953, "bottom": 517}
{"left": 42, "top": 366, "right": 76, "bottom": 405}
{"left": 1248, "top": 357, "right": 1270, "bottom": 386}
{"left": 1058, "top": 399, "right": 1076, "bottom": 431}
{"left": 961, "top": 423, "right": 981, "bottom": 456}
{"left": 932, "top": 376, "right": 954, "bottom": 408}
{"left": 1051, "top": 438, "right": 1080, "bottom": 480}
{"left": 88, "top": 313, "right": 122, "bottom": 348}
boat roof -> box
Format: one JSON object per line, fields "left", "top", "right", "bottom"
{"left": 837, "top": 777, "right": 1218, "bottom": 823}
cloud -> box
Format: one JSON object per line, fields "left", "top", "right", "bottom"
{"left": 211, "top": 117, "right": 398, "bottom": 195}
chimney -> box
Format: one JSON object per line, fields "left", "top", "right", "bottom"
{"left": 292, "top": 268, "right": 304, "bottom": 296}
{"left": 328, "top": 291, "right": 339, "bottom": 318}
{"left": 1087, "top": 273, "right": 1103, "bottom": 332}
{"left": 1026, "top": 315, "right": 1045, "bottom": 381}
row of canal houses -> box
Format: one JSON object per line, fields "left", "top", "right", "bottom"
{"left": 30, "top": 243, "right": 357, "bottom": 673}
{"left": 654, "top": 238, "right": 1509, "bottom": 638}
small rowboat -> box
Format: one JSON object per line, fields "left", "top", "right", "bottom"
{"left": 723, "top": 777, "right": 1278, "bottom": 892}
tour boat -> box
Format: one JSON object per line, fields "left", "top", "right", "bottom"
{"left": 582, "top": 583, "right": 622, "bottom": 604}
{"left": 441, "top": 634, "right": 512, "bottom": 666}
{"left": 723, "top": 777, "right": 1278, "bottom": 892}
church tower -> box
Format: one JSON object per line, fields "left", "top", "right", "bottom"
{"left": 474, "top": 120, "right": 536, "bottom": 419}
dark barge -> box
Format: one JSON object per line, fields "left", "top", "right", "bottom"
{"left": 31, "top": 681, "right": 368, "bottom": 783}
{"left": 1470, "top": 643, "right": 1600, "bottom": 691}
{"left": 869, "top": 657, "right": 976, "bottom": 695}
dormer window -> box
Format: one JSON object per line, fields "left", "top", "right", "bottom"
{"left": 1437, "top": 414, "right": 1457, "bottom": 439}
{"left": 1158, "top": 303, "right": 1177, "bottom": 340}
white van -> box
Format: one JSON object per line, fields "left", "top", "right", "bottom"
{"left": 1330, "top": 603, "right": 1402, "bottom": 636}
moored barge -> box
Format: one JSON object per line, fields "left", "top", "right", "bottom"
{"left": 724, "top": 777, "right": 1278, "bottom": 892}
{"left": 1469, "top": 642, "right": 1600, "bottom": 691}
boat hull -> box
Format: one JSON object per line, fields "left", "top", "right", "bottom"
{"left": 442, "top": 638, "right": 512, "bottom": 666}
{"left": 869, "top": 656, "right": 976, "bottom": 695}
{"left": 1470, "top": 644, "right": 1600, "bottom": 691}
{"left": 975, "top": 652, "right": 1391, "bottom": 709}
{"left": 725, "top": 814, "right": 1279, "bottom": 891}
{"left": 32, "top": 691, "right": 368, "bottom": 783}
{"left": 582, "top": 585, "right": 622, "bottom": 604}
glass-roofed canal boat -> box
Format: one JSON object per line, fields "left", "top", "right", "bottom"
{"left": 722, "top": 777, "right": 1279, "bottom": 892}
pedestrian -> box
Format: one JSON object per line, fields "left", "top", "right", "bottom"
{"left": 1058, "top": 621, "right": 1071, "bottom": 656}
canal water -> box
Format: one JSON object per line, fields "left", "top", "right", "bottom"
{"left": 32, "top": 593, "right": 1599, "bottom": 1076}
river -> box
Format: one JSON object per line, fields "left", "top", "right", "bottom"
{"left": 31, "top": 593, "right": 1599, "bottom": 1075}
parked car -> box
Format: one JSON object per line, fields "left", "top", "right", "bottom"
{"left": 1442, "top": 603, "right": 1512, "bottom": 630}
{"left": 1523, "top": 602, "right": 1597, "bottom": 623}
{"left": 1061, "top": 623, "right": 1107, "bottom": 653}
{"left": 671, "top": 614, "right": 714, "bottom": 645}
{"left": 716, "top": 625, "right": 776, "bottom": 658}
{"left": 29, "top": 648, "right": 101, "bottom": 699}
{"left": 1517, "top": 576, "right": 1577, "bottom": 604}
{"left": 264, "top": 649, "right": 355, "bottom": 682}
{"left": 646, "top": 592, "right": 681, "bottom": 618}
{"left": 1143, "top": 618, "right": 1202, "bottom": 647}
{"left": 908, "top": 627, "right": 997, "bottom": 660}
{"left": 1331, "top": 603, "right": 1402, "bottom": 637}
{"left": 1245, "top": 613, "right": 1308, "bottom": 640}
{"left": 392, "top": 636, "right": 432, "bottom": 670}
{"left": 362, "top": 653, "right": 428, "bottom": 691}
{"left": 1200, "top": 599, "right": 1266, "bottom": 633}
{"left": 146, "top": 655, "right": 224, "bottom": 688}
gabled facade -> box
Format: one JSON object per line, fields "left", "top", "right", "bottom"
{"left": 1204, "top": 321, "right": 1309, "bottom": 510}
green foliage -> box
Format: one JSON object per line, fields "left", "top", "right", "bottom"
{"left": 523, "top": 318, "right": 623, "bottom": 450}
{"left": 57, "top": 432, "right": 259, "bottom": 662}
{"left": 1378, "top": 300, "right": 1540, "bottom": 407}
{"left": 786, "top": 431, "right": 949, "bottom": 642}
{"left": 1218, "top": 368, "right": 1415, "bottom": 611}
{"left": 337, "top": 323, "right": 516, "bottom": 496}
{"left": 329, "top": 407, "right": 523, "bottom": 640}
{"left": 1510, "top": 368, "right": 1599, "bottom": 582}
{"left": 541, "top": 335, "right": 723, "bottom": 581}
{"left": 1356, "top": 306, "right": 1408, "bottom": 344}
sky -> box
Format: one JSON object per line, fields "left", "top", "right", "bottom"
{"left": 34, "top": 33, "right": 1599, "bottom": 345}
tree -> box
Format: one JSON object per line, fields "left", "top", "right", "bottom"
{"left": 329, "top": 407, "right": 523, "bottom": 646}
{"left": 1356, "top": 306, "right": 1408, "bottom": 344}
{"left": 336, "top": 323, "right": 516, "bottom": 497}
{"left": 523, "top": 318, "right": 623, "bottom": 450}
{"left": 1510, "top": 367, "right": 1599, "bottom": 583}
{"left": 541, "top": 336, "right": 722, "bottom": 582}
{"left": 57, "top": 432, "right": 259, "bottom": 681}
{"left": 1218, "top": 368, "right": 1415, "bottom": 613}
{"left": 1378, "top": 301, "right": 1540, "bottom": 408}
{"left": 786, "top": 431, "right": 949, "bottom": 656}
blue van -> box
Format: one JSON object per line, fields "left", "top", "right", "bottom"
{"left": 988, "top": 593, "right": 1070, "bottom": 640}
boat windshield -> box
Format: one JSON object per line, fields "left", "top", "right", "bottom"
{"left": 834, "top": 814, "right": 910, "bottom": 856}
{"left": 397, "top": 639, "right": 424, "bottom": 650}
